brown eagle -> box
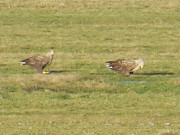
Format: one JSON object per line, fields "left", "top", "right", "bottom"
{"left": 106, "top": 59, "right": 144, "bottom": 75}
{"left": 20, "top": 50, "right": 54, "bottom": 74}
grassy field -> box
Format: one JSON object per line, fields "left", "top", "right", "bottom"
{"left": 0, "top": 0, "right": 180, "bottom": 134}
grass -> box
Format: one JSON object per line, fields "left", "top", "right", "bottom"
{"left": 0, "top": 0, "right": 180, "bottom": 134}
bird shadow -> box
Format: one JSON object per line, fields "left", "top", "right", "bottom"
{"left": 135, "top": 72, "right": 175, "bottom": 76}
{"left": 48, "top": 70, "right": 81, "bottom": 74}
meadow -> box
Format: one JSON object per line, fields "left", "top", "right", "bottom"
{"left": 0, "top": 0, "right": 180, "bottom": 134}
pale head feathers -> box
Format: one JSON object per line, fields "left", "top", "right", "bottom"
{"left": 137, "top": 59, "right": 144, "bottom": 69}
{"left": 46, "top": 49, "right": 54, "bottom": 56}
{"left": 49, "top": 49, "right": 54, "bottom": 55}
{"left": 132, "top": 59, "right": 144, "bottom": 72}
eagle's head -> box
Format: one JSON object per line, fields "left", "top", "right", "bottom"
{"left": 138, "top": 59, "right": 145, "bottom": 69}
{"left": 46, "top": 49, "right": 54, "bottom": 57}
{"left": 50, "top": 49, "right": 54, "bottom": 55}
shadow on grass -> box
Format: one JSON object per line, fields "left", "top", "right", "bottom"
{"left": 49, "top": 70, "right": 82, "bottom": 74}
{"left": 136, "top": 72, "right": 175, "bottom": 76}
{"left": 0, "top": 64, "right": 7, "bottom": 66}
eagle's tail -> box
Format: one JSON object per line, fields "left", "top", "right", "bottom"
{"left": 20, "top": 59, "right": 27, "bottom": 65}
{"left": 106, "top": 61, "right": 114, "bottom": 69}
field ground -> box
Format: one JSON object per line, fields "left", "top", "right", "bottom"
{"left": 0, "top": 0, "right": 180, "bottom": 134}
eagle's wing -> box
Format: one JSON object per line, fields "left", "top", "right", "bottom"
{"left": 21, "top": 55, "right": 49, "bottom": 73}
{"left": 106, "top": 59, "right": 138, "bottom": 74}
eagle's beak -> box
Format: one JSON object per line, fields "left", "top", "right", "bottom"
{"left": 140, "top": 65, "right": 143, "bottom": 69}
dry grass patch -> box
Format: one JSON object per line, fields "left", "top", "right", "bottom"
{"left": 0, "top": 74, "right": 81, "bottom": 92}
{"left": 77, "top": 79, "right": 117, "bottom": 91}
{"left": 33, "top": 74, "right": 80, "bottom": 85}
{"left": 169, "top": 77, "right": 180, "bottom": 85}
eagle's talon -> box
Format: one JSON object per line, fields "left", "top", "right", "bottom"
{"left": 42, "top": 71, "right": 49, "bottom": 74}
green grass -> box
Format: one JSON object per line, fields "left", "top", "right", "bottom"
{"left": 0, "top": 0, "right": 180, "bottom": 134}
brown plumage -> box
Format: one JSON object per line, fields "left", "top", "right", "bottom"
{"left": 106, "top": 59, "right": 144, "bottom": 75}
{"left": 20, "top": 50, "right": 54, "bottom": 74}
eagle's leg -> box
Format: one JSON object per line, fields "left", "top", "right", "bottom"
{"left": 42, "top": 66, "right": 49, "bottom": 74}
{"left": 36, "top": 67, "right": 43, "bottom": 74}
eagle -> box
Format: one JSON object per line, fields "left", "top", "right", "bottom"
{"left": 20, "top": 50, "right": 54, "bottom": 74}
{"left": 106, "top": 59, "right": 144, "bottom": 75}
